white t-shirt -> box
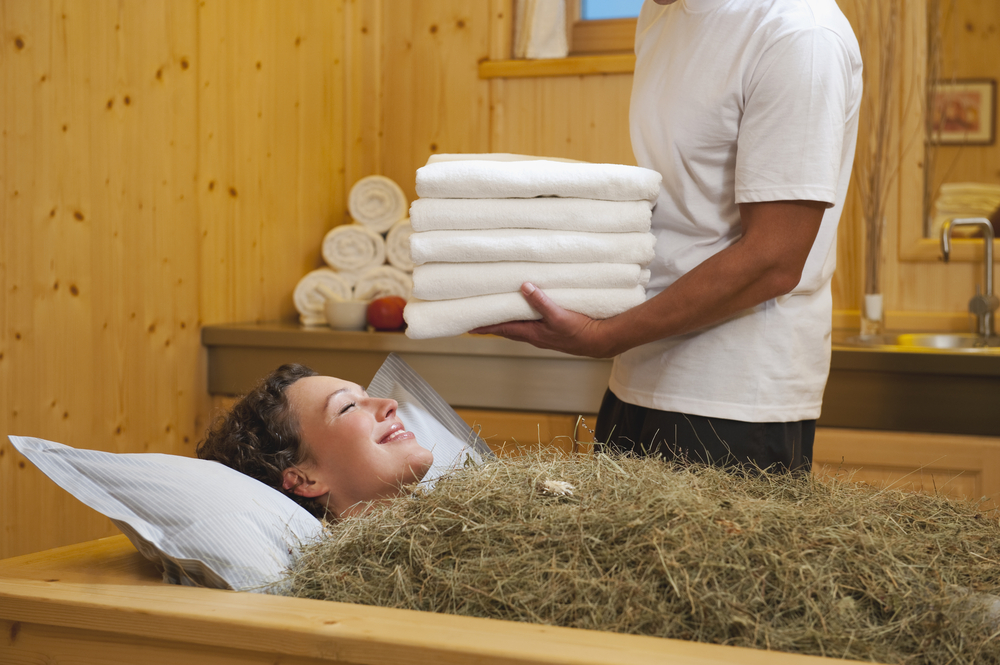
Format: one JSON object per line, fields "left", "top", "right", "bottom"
{"left": 609, "top": 0, "right": 863, "bottom": 422}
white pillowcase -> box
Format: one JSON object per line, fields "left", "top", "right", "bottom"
{"left": 9, "top": 435, "right": 323, "bottom": 591}
{"left": 10, "top": 354, "right": 491, "bottom": 592}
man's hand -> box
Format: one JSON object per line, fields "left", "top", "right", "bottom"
{"left": 471, "top": 283, "right": 615, "bottom": 358}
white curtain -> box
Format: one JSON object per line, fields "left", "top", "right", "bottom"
{"left": 514, "top": 0, "right": 569, "bottom": 59}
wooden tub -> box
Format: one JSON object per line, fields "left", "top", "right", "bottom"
{"left": 0, "top": 535, "right": 853, "bottom": 664}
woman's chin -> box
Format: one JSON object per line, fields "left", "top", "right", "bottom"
{"left": 407, "top": 449, "right": 434, "bottom": 484}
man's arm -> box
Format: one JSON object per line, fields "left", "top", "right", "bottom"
{"left": 473, "top": 199, "right": 825, "bottom": 357}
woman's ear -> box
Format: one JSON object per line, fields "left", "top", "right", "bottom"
{"left": 281, "top": 466, "right": 328, "bottom": 498}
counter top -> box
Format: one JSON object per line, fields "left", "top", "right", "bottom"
{"left": 203, "top": 322, "right": 1000, "bottom": 436}
{"left": 203, "top": 321, "right": 614, "bottom": 414}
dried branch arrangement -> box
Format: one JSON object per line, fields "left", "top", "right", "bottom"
{"left": 280, "top": 452, "right": 1000, "bottom": 664}
{"left": 849, "top": 0, "right": 903, "bottom": 298}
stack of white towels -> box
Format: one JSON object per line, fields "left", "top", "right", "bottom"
{"left": 931, "top": 182, "right": 1000, "bottom": 238}
{"left": 292, "top": 175, "right": 416, "bottom": 326}
{"left": 403, "top": 154, "right": 662, "bottom": 339}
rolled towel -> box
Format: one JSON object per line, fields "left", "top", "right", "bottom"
{"left": 415, "top": 159, "right": 661, "bottom": 202}
{"left": 293, "top": 268, "right": 354, "bottom": 325}
{"left": 321, "top": 223, "right": 386, "bottom": 274}
{"left": 348, "top": 175, "right": 408, "bottom": 233}
{"left": 412, "top": 262, "right": 650, "bottom": 300}
{"left": 410, "top": 198, "right": 652, "bottom": 233}
{"left": 353, "top": 265, "right": 414, "bottom": 301}
{"left": 409, "top": 229, "right": 656, "bottom": 266}
{"left": 403, "top": 286, "right": 647, "bottom": 339}
{"left": 385, "top": 218, "right": 415, "bottom": 272}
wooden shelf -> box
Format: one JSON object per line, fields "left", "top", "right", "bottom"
{"left": 478, "top": 53, "right": 634, "bottom": 79}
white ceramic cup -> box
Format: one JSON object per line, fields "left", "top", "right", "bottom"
{"left": 324, "top": 299, "right": 369, "bottom": 331}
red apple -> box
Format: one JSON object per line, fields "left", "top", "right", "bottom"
{"left": 366, "top": 296, "right": 407, "bottom": 331}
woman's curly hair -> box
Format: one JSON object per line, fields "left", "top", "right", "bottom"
{"left": 197, "top": 363, "right": 325, "bottom": 517}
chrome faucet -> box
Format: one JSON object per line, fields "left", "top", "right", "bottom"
{"left": 940, "top": 217, "right": 998, "bottom": 339}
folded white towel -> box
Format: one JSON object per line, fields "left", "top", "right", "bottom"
{"left": 322, "top": 223, "right": 386, "bottom": 274}
{"left": 353, "top": 265, "right": 414, "bottom": 301}
{"left": 409, "top": 229, "right": 656, "bottom": 266}
{"left": 403, "top": 286, "right": 647, "bottom": 339}
{"left": 426, "top": 153, "right": 584, "bottom": 165}
{"left": 385, "top": 218, "right": 415, "bottom": 272}
{"left": 348, "top": 175, "right": 408, "bottom": 233}
{"left": 412, "top": 262, "right": 650, "bottom": 300}
{"left": 293, "top": 268, "right": 355, "bottom": 324}
{"left": 415, "top": 160, "right": 661, "bottom": 202}
{"left": 410, "top": 197, "right": 652, "bottom": 233}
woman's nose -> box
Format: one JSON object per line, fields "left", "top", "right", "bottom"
{"left": 373, "top": 397, "right": 397, "bottom": 421}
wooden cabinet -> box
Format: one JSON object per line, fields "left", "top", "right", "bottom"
{"left": 813, "top": 427, "right": 1000, "bottom": 509}
{"left": 455, "top": 408, "right": 598, "bottom": 455}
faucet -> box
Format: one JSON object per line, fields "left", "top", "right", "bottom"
{"left": 940, "top": 217, "right": 998, "bottom": 339}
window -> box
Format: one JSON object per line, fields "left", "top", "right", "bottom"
{"left": 580, "top": 0, "right": 643, "bottom": 20}
{"left": 569, "top": 0, "right": 641, "bottom": 54}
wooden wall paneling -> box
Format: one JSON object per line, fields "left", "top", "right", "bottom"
{"left": 486, "top": 0, "right": 511, "bottom": 153}
{"left": 198, "top": 0, "right": 344, "bottom": 327}
{"left": 344, "top": 0, "right": 383, "bottom": 200}
{"left": 1, "top": 0, "right": 204, "bottom": 559}
{"left": 487, "top": 0, "right": 512, "bottom": 61}
{"left": 830, "top": 1, "right": 864, "bottom": 316}
{"left": 490, "top": 74, "right": 634, "bottom": 164}
{"left": 379, "top": 0, "right": 492, "bottom": 202}
{"left": 583, "top": 74, "right": 636, "bottom": 164}
{"left": 108, "top": 0, "right": 202, "bottom": 462}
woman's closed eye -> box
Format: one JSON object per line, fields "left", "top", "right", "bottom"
{"left": 338, "top": 401, "right": 357, "bottom": 415}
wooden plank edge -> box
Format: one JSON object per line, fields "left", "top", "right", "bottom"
{"left": 478, "top": 53, "right": 634, "bottom": 79}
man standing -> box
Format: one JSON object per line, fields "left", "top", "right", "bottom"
{"left": 476, "top": 0, "right": 863, "bottom": 472}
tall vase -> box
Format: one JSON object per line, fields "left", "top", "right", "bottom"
{"left": 860, "top": 293, "right": 884, "bottom": 336}
{"left": 861, "top": 215, "right": 886, "bottom": 337}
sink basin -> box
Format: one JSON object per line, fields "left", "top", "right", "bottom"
{"left": 844, "top": 333, "right": 1000, "bottom": 352}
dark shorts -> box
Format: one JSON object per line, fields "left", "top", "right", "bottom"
{"left": 594, "top": 389, "right": 815, "bottom": 473}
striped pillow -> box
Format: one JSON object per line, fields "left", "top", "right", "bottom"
{"left": 10, "top": 435, "right": 323, "bottom": 592}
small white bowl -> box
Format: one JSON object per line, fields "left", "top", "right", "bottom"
{"left": 324, "top": 299, "right": 369, "bottom": 331}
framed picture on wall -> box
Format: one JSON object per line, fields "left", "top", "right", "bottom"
{"left": 930, "top": 79, "right": 996, "bottom": 145}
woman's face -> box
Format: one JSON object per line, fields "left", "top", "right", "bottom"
{"left": 283, "top": 375, "right": 433, "bottom": 517}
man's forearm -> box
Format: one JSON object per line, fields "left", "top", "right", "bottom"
{"left": 591, "top": 200, "right": 825, "bottom": 357}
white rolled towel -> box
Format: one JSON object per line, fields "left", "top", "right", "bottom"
{"left": 348, "top": 175, "right": 408, "bottom": 233}
{"left": 353, "top": 265, "right": 413, "bottom": 301}
{"left": 403, "top": 286, "right": 647, "bottom": 339}
{"left": 385, "top": 218, "right": 415, "bottom": 272}
{"left": 322, "top": 223, "right": 386, "bottom": 274}
{"left": 412, "top": 262, "right": 650, "bottom": 300}
{"left": 415, "top": 159, "right": 661, "bottom": 202}
{"left": 293, "top": 268, "right": 354, "bottom": 326}
{"left": 410, "top": 198, "right": 652, "bottom": 233}
{"left": 409, "top": 229, "right": 656, "bottom": 266}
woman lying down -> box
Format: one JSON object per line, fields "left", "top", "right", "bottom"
{"left": 196, "top": 364, "right": 1000, "bottom": 663}
{"left": 198, "top": 363, "right": 435, "bottom": 520}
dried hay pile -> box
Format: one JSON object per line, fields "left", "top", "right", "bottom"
{"left": 280, "top": 453, "right": 1000, "bottom": 663}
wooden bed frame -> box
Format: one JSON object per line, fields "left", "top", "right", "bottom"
{"left": 0, "top": 535, "right": 855, "bottom": 664}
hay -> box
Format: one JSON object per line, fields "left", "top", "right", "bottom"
{"left": 280, "top": 453, "right": 1000, "bottom": 663}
